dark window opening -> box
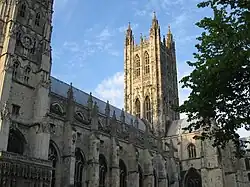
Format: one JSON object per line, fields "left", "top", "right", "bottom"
{"left": 12, "top": 104, "right": 20, "bottom": 116}
{"left": 99, "top": 154, "right": 107, "bottom": 187}
{"left": 48, "top": 143, "right": 58, "bottom": 187}
{"left": 19, "top": 4, "right": 26, "bottom": 17}
{"left": 7, "top": 129, "right": 25, "bottom": 155}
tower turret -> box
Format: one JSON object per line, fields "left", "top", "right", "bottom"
{"left": 124, "top": 13, "right": 180, "bottom": 135}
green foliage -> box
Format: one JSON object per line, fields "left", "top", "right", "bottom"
{"left": 178, "top": 0, "right": 250, "bottom": 154}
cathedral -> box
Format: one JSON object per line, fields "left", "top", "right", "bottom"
{"left": 0, "top": 1, "right": 249, "bottom": 187}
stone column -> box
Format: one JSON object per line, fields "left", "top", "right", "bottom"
{"left": 110, "top": 138, "right": 120, "bottom": 187}
{"left": 128, "top": 171, "right": 139, "bottom": 187}
{"left": 87, "top": 133, "right": 100, "bottom": 187}
{"left": 142, "top": 149, "right": 154, "bottom": 187}
{"left": 0, "top": 102, "right": 11, "bottom": 151}
{"left": 32, "top": 120, "right": 51, "bottom": 160}
{"left": 61, "top": 126, "right": 77, "bottom": 187}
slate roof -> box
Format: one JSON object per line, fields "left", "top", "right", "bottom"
{"left": 50, "top": 76, "right": 146, "bottom": 131}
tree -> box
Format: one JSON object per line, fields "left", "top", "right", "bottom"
{"left": 178, "top": 0, "right": 250, "bottom": 155}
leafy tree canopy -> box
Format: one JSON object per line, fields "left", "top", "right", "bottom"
{"left": 178, "top": 0, "right": 250, "bottom": 155}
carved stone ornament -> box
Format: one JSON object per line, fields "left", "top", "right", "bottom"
{"left": 21, "top": 34, "right": 34, "bottom": 49}
{"left": 0, "top": 102, "right": 11, "bottom": 121}
{"left": 36, "top": 122, "right": 50, "bottom": 134}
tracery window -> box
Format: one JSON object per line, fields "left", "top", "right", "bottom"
{"left": 245, "top": 158, "right": 250, "bottom": 170}
{"left": 19, "top": 4, "right": 26, "bottom": 17}
{"left": 50, "top": 103, "right": 64, "bottom": 116}
{"left": 119, "top": 159, "right": 127, "bottom": 187}
{"left": 187, "top": 143, "right": 196, "bottom": 158}
{"left": 138, "top": 165, "right": 143, "bottom": 187}
{"left": 35, "top": 13, "right": 41, "bottom": 26}
{"left": 184, "top": 168, "right": 202, "bottom": 187}
{"left": 144, "top": 96, "right": 152, "bottom": 123}
{"left": 99, "top": 154, "right": 107, "bottom": 187}
{"left": 153, "top": 169, "right": 158, "bottom": 187}
{"left": 134, "top": 55, "right": 140, "bottom": 78}
{"left": 12, "top": 62, "right": 19, "bottom": 79}
{"left": 48, "top": 143, "right": 58, "bottom": 187}
{"left": 135, "top": 98, "right": 141, "bottom": 118}
{"left": 74, "top": 148, "right": 85, "bottom": 187}
{"left": 144, "top": 51, "right": 150, "bottom": 74}
{"left": 7, "top": 129, "right": 25, "bottom": 155}
{"left": 24, "top": 66, "right": 31, "bottom": 84}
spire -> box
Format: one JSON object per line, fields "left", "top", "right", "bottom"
{"left": 151, "top": 11, "right": 158, "bottom": 27}
{"left": 87, "top": 92, "right": 93, "bottom": 109}
{"left": 67, "top": 82, "right": 74, "bottom": 100}
{"left": 120, "top": 108, "right": 125, "bottom": 123}
{"left": 126, "top": 22, "right": 133, "bottom": 45}
{"left": 105, "top": 100, "right": 110, "bottom": 117}
{"left": 167, "top": 25, "right": 174, "bottom": 48}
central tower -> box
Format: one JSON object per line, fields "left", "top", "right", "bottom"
{"left": 124, "top": 13, "right": 179, "bottom": 133}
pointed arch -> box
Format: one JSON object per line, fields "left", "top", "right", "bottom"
{"left": 134, "top": 54, "right": 140, "bottom": 78}
{"left": 24, "top": 66, "right": 31, "bottom": 84}
{"left": 135, "top": 98, "right": 141, "bottom": 118}
{"left": 184, "top": 168, "right": 202, "bottom": 187}
{"left": 99, "top": 154, "right": 108, "bottom": 187}
{"left": 48, "top": 141, "right": 59, "bottom": 187}
{"left": 144, "top": 96, "right": 152, "bottom": 123}
{"left": 144, "top": 51, "right": 150, "bottom": 74}
{"left": 138, "top": 164, "right": 143, "bottom": 187}
{"left": 187, "top": 143, "right": 196, "bottom": 158}
{"left": 119, "top": 159, "right": 127, "bottom": 187}
{"left": 12, "top": 61, "right": 20, "bottom": 79}
{"left": 19, "top": 3, "right": 27, "bottom": 17}
{"left": 7, "top": 128, "right": 26, "bottom": 155}
{"left": 74, "top": 148, "right": 86, "bottom": 187}
{"left": 35, "top": 12, "right": 41, "bottom": 26}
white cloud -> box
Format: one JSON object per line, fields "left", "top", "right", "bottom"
{"left": 94, "top": 72, "right": 124, "bottom": 109}
{"left": 118, "top": 23, "right": 139, "bottom": 33}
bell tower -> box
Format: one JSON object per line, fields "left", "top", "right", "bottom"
{"left": 124, "top": 13, "right": 179, "bottom": 134}
{"left": 0, "top": 0, "right": 54, "bottom": 151}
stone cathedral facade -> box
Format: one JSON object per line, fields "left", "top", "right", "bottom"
{"left": 0, "top": 1, "right": 250, "bottom": 187}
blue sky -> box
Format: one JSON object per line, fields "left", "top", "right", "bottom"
{"left": 51, "top": 0, "right": 248, "bottom": 137}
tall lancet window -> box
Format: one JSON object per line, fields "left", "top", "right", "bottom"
{"left": 144, "top": 96, "right": 152, "bottom": 123}
{"left": 187, "top": 143, "right": 197, "bottom": 158}
{"left": 48, "top": 143, "right": 58, "bottom": 187}
{"left": 135, "top": 98, "right": 141, "bottom": 118}
{"left": 134, "top": 54, "right": 140, "bottom": 78}
{"left": 74, "top": 148, "right": 85, "bottom": 187}
{"left": 119, "top": 160, "right": 127, "bottom": 187}
{"left": 138, "top": 165, "right": 143, "bottom": 187}
{"left": 144, "top": 51, "right": 150, "bottom": 74}
{"left": 99, "top": 154, "right": 107, "bottom": 187}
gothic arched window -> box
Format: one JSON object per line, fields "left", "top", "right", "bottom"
{"left": 138, "top": 165, "right": 143, "bottom": 187}
{"left": 119, "top": 159, "right": 127, "bottom": 187}
{"left": 153, "top": 169, "right": 158, "bottom": 187}
{"left": 7, "top": 129, "right": 25, "bottom": 155}
{"left": 184, "top": 168, "right": 202, "bottom": 187}
{"left": 48, "top": 143, "right": 58, "bottom": 187}
{"left": 74, "top": 148, "right": 85, "bottom": 187}
{"left": 135, "top": 98, "right": 141, "bottom": 118}
{"left": 187, "top": 143, "right": 196, "bottom": 158}
{"left": 35, "top": 13, "right": 41, "bottom": 26}
{"left": 144, "top": 96, "right": 152, "bottom": 123}
{"left": 19, "top": 4, "right": 26, "bottom": 17}
{"left": 144, "top": 51, "right": 150, "bottom": 74}
{"left": 50, "top": 103, "right": 64, "bottom": 116}
{"left": 99, "top": 154, "right": 107, "bottom": 187}
{"left": 134, "top": 55, "right": 140, "bottom": 78}
{"left": 12, "top": 62, "right": 19, "bottom": 79}
{"left": 24, "top": 66, "right": 31, "bottom": 84}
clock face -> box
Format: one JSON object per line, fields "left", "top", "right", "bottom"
{"left": 21, "top": 34, "right": 33, "bottom": 49}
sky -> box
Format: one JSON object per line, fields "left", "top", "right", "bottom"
{"left": 51, "top": 0, "right": 249, "bottom": 137}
